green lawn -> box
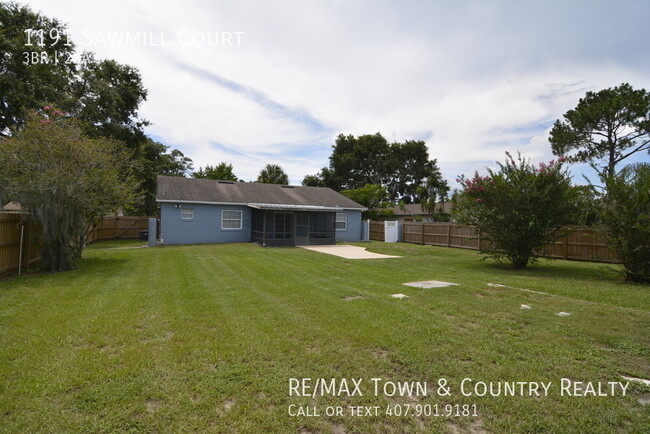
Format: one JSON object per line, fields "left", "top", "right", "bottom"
{"left": 0, "top": 241, "right": 648, "bottom": 432}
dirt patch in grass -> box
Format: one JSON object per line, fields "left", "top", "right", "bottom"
{"left": 327, "top": 421, "right": 347, "bottom": 433}
{"left": 145, "top": 399, "right": 161, "bottom": 413}
{"left": 342, "top": 295, "right": 365, "bottom": 300}
{"left": 448, "top": 417, "right": 488, "bottom": 433}
{"left": 372, "top": 348, "right": 391, "bottom": 360}
{"left": 216, "top": 399, "right": 236, "bottom": 415}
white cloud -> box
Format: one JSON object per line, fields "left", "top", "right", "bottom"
{"left": 24, "top": 0, "right": 650, "bottom": 185}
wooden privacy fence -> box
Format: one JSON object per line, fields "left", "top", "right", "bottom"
{"left": 0, "top": 213, "right": 42, "bottom": 277}
{"left": 375, "top": 221, "right": 618, "bottom": 263}
{"left": 537, "top": 226, "right": 618, "bottom": 263}
{"left": 402, "top": 222, "right": 485, "bottom": 250}
{"left": 369, "top": 221, "right": 385, "bottom": 241}
{"left": 0, "top": 215, "right": 155, "bottom": 278}
{"left": 86, "top": 216, "right": 156, "bottom": 243}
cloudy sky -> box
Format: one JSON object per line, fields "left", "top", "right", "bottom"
{"left": 27, "top": 0, "right": 650, "bottom": 186}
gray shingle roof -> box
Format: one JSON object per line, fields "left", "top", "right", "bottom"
{"left": 382, "top": 202, "right": 452, "bottom": 215}
{"left": 156, "top": 176, "right": 365, "bottom": 210}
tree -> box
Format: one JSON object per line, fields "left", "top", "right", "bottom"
{"left": 301, "top": 167, "right": 340, "bottom": 189}
{"left": 571, "top": 185, "right": 600, "bottom": 226}
{"left": 600, "top": 163, "right": 650, "bottom": 283}
{"left": 0, "top": 4, "right": 192, "bottom": 215}
{"left": 193, "top": 162, "right": 238, "bottom": 181}
{"left": 453, "top": 153, "right": 579, "bottom": 269}
{"left": 302, "top": 174, "right": 323, "bottom": 187}
{"left": 136, "top": 138, "right": 193, "bottom": 214}
{"left": 71, "top": 52, "right": 148, "bottom": 140}
{"left": 340, "top": 184, "right": 391, "bottom": 219}
{"left": 0, "top": 108, "right": 138, "bottom": 271}
{"left": 306, "top": 133, "right": 447, "bottom": 202}
{"left": 549, "top": 83, "right": 650, "bottom": 178}
{"left": 329, "top": 133, "right": 391, "bottom": 189}
{"left": 416, "top": 163, "right": 450, "bottom": 222}
{"left": 385, "top": 140, "right": 438, "bottom": 201}
{"left": 257, "top": 164, "right": 289, "bottom": 185}
{"left": 0, "top": 2, "right": 75, "bottom": 136}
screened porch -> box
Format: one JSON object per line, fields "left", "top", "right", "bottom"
{"left": 250, "top": 208, "right": 336, "bottom": 247}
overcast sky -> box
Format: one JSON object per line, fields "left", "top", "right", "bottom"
{"left": 26, "top": 0, "right": 650, "bottom": 186}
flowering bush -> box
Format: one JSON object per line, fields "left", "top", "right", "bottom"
{"left": 453, "top": 152, "right": 579, "bottom": 268}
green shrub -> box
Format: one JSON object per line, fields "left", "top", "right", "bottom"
{"left": 601, "top": 164, "right": 650, "bottom": 283}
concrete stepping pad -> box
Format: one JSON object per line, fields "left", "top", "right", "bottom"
{"left": 403, "top": 280, "right": 458, "bottom": 288}
{"left": 622, "top": 376, "right": 650, "bottom": 387}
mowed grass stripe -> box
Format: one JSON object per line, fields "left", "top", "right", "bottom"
{"left": 0, "top": 241, "right": 648, "bottom": 432}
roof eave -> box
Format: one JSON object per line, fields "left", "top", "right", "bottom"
{"left": 156, "top": 198, "right": 366, "bottom": 211}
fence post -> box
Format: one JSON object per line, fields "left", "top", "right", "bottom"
{"left": 446, "top": 223, "right": 451, "bottom": 247}
{"left": 24, "top": 219, "right": 31, "bottom": 266}
{"left": 564, "top": 229, "right": 569, "bottom": 260}
{"left": 420, "top": 223, "right": 424, "bottom": 245}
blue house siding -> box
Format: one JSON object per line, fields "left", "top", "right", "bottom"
{"left": 160, "top": 203, "right": 362, "bottom": 245}
{"left": 335, "top": 210, "right": 363, "bottom": 242}
{"left": 160, "top": 203, "right": 251, "bottom": 245}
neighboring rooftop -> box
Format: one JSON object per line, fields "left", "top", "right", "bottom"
{"left": 383, "top": 202, "right": 452, "bottom": 216}
{"left": 155, "top": 176, "right": 366, "bottom": 210}
{"left": 2, "top": 202, "right": 26, "bottom": 212}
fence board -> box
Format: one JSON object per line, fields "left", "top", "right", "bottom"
{"left": 86, "top": 216, "right": 155, "bottom": 243}
{"left": 0, "top": 214, "right": 155, "bottom": 278}
{"left": 388, "top": 221, "right": 618, "bottom": 263}
{"left": 369, "top": 221, "right": 385, "bottom": 241}
{"left": 0, "top": 213, "right": 41, "bottom": 277}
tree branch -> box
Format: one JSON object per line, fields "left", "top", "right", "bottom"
{"left": 614, "top": 142, "right": 650, "bottom": 163}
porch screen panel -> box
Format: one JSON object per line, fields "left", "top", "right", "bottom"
{"left": 274, "top": 212, "right": 293, "bottom": 239}
{"left": 311, "top": 212, "right": 335, "bottom": 240}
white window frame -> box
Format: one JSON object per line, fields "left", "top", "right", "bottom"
{"left": 221, "top": 209, "right": 243, "bottom": 230}
{"left": 334, "top": 212, "right": 347, "bottom": 231}
{"left": 181, "top": 207, "right": 194, "bottom": 220}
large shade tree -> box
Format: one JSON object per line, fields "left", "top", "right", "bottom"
{"left": 0, "top": 1, "right": 75, "bottom": 136}
{"left": 0, "top": 108, "right": 139, "bottom": 271}
{"left": 304, "top": 133, "right": 448, "bottom": 203}
{"left": 0, "top": 2, "right": 192, "bottom": 215}
{"left": 549, "top": 83, "right": 650, "bottom": 178}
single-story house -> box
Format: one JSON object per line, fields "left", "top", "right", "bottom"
{"left": 156, "top": 175, "right": 366, "bottom": 246}
{"left": 375, "top": 202, "right": 452, "bottom": 223}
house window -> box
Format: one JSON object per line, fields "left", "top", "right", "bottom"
{"left": 181, "top": 208, "right": 193, "bottom": 220}
{"left": 334, "top": 212, "right": 347, "bottom": 231}
{"left": 222, "top": 210, "right": 242, "bottom": 230}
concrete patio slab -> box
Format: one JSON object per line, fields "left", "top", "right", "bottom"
{"left": 299, "top": 245, "right": 400, "bottom": 259}
{"left": 403, "top": 280, "right": 458, "bottom": 288}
